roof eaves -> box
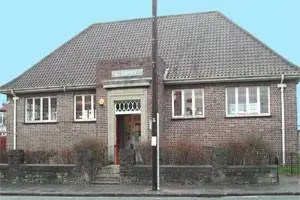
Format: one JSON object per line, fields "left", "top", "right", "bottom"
{"left": 164, "top": 74, "right": 300, "bottom": 85}
{"left": 0, "top": 84, "right": 96, "bottom": 95}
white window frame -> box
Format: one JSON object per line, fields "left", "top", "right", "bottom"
{"left": 25, "top": 97, "right": 57, "bottom": 123}
{"left": 225, "top": 86, "right": 270, "bottom": 117}
{"left": 74, "top": 94, "right": 96, "bottom": 121}
{"left": 0, "top": 112, "right": 3, "bottom": 126}
{"left": 172, "top": 89, "right": 205, "bottom": 119}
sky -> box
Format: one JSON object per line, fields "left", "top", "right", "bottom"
{"left": 0, "top": 0, "right": 299, "bottom": 126}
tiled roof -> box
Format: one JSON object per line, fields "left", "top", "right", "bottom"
{"left": 1, "top": 11, "right": 300, "bottom": 91}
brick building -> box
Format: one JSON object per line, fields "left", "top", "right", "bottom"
{"left": 0, "top": 104, "right": 7, "bottom": 151}
{"left": 0, "top": 12, "right": 299, "bottom": 164}
{"left": 0, "top": 104, "right": 7, "bottom": 136}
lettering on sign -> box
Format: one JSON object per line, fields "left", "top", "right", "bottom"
{"left": 112, "top": 69, "right": 143, "bottom": 78}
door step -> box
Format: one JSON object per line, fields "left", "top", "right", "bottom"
{"left": 92, "top": 165, "right": 120, "bottom": 185}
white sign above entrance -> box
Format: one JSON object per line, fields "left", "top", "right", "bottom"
{"left": 112, "top": 69, "right": 143, "bottom": 78}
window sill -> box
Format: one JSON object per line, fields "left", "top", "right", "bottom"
{"left": 73, "top": 119, "right": 96, "bottom": 123}
{"left": 226, "top": 114, "right": 271, "bottom": 118}
{"left": 172, "top": 116, "right": 205, "bottom": 120}
{"left": 24, "top": 121, "right": 58, "bottom": 124}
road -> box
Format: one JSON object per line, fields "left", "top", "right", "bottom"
{"left": 1, "top": 196, "right": 299, "bottom": 200}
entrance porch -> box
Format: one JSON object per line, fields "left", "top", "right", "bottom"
{"left": 106, "top": 88, "right": 149, "bottom": 164}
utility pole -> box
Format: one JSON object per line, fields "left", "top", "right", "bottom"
{"left": 151, "top": 0, "right": 158, "bottom": 191}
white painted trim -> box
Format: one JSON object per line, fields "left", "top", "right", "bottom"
{"left": 225, "top": 86, "right": 271, "bottom": 117}
{"left": 1, "top": 85, "right": 96, "bottom": 94}
{"left": 171, "top": 89, "right": 205, "bottom": 119}
{"left": 32, "top": 98, "right": 35, "bottom": 121}
{"left": 278, "top": 75, "right": 287, "bottom": 165}
{"left": 107, "top": 88, "right": 148, "bottom": 162}
{"left": 115, "top": 111, "right": 141, "bottom": 115}
{"left": 40, "top": 98, "right": 43, "bottom": 122}
{"left": 235, "top": 88, "right": 238, "bottom": 115}
{"left": 245, "top": 88, "right": 249, "bottom": 113}
{"left": 103, "top": 77, "right": 151, "bottom": 89}
{"left": 267, "top": 86, "right": 271, "bottom": 115}
{"left": 157, "top": 112, "right": 160, "bottom": 190}
{"left": 225, "top": 88, "right": 228, "bottom": 117}
{"left": 74, "top": 94, "right": 96, "bottom": 121}
{"left": 171, "top": 90, "right": 175, "bottom": 117}
{"left": 0, "top": 112, "right": 3, "bottom": 126}
{"left": 25, "top": 96, "right": 57, "bottom": 123}
{"left": 73, "top": 96, "right": 77, "bottom": 122}
{"left": 257, "top": 87, "right": 261, "bottom": 114}
{"left": 13, "top": 96, "right": 19, "bottom": 150}
{"left": 164, "top": 75, "right": 300, "bottom": 85}
{"left": 91, "top": 95, "right": 94, "bottom": 119}
{"left": 181, "top": 90, "right": 185, "bottom": 116}
{"left": 25, "top": 99, "right": 28, "bottom": 122}
{"left": 192, "top": 90, "right": 195, "bottom": 116}
{"left": 114, "top": 99, "right": 141, "bottom": 115}
{"left": 202, "top": 89, "right": 205, "bottom": 117}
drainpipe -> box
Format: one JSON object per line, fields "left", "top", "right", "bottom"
{"left": 11, "top": 89, "right": 19, "bottom": 150}
{"left": 277, "top": 74, "right": 287, "bottom": 165}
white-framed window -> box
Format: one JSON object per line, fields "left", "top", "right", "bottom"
{"left": 172, "top": 89, "right": 205, "bottom": 118}
{"left": 226, "top": 86, "right": 270, "bottom": 117}
{"left": 25, "top": 97, "right": 57, "bottom": 123}
{"left": 0, "top": 112, "right": 3, "bottom": 126}
{"left": 74, "top": 94, "right": 96, "bottom": 121}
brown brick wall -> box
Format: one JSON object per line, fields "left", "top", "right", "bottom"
{"left": 162, "top": 80, "right": 298, "bottom": 157}
{"left": 5, "top": 61, "right": 298, "bottom": 163}
{"left": 6, "top": 91, "right": 97, "bottom": 151}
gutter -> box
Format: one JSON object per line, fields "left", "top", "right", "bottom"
{"left": 0, "top": 85, "right": 96, "bottom": 95}
{"left": 10, "top": 89, "right": 19, "bottom": 150}
{"left": 277, "top": 74, "right": 287, "bottom": 166}
{"left": 164, "top": 74, "right": 300, "bottom": 85}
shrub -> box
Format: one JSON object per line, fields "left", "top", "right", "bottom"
{"left": 222, "top": 135, "right": 273, "bottom": 165}
{"left": 0, "top": 149, "right": 7, "bottom": 163}
{"left": 49, "top": 149, "right": 75, "bottom": 164}
{"left": 137, "top": 140, "right": 212, "bottom": 165}
{"left": 24, "top": 149, "right": 75, "bottom": 164}
{"left": 24, "top": 150, "right": 55, "bottom": 164}
{"left": 159, "top": 140, "right": 212, "bottom": 165}
{"left": 73, "top": 137, "right": 107, "bottom": 164}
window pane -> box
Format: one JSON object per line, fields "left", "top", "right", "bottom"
{"left": 26, "top": 99, "right": 33, "bottom": 121}
{"left": 227, "top": 88, "right": 235, "bottom": 115}
{"left": 42, "top": 98, "right": 49, "bottom": 120}
{"left": 76, "top": 96, "right": 82, "bottom": 119}
{"left": 0, "top": 112, "right": 3, "bottom": 125}
{"left": 248, "top": 87, "right": 258, "bottom": 114}
{"left": 173, "top": 91, "right": 182, "bottom": 116}
{"left": 50, "top": 98, "right": 57, "bottom": 120}
{"left": 34, "top": 98, "right": 41, "bottom": 120}
{"left": 195, "top": 89, "right": 203, "bottom": 116}
{"left": 93, "top": 95, "right": 96, "bottom": 119}
{"left": 238, "top": 87, "right": 246, "bottom": 113}
{"left": 84, "top": 95, "right": 92, "bottom": 119}
{"left": 260, "top": 87, "right": 269, "bottom": 114}
{"left": 184, "top": 90, "right": 193, "bottom": 116}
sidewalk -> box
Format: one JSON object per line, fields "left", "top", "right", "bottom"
{"left": 0, "top": 175, "right": 299, "bottom": 197}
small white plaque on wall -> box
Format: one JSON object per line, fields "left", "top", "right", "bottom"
{"left": 151, "top": 136, "right": 157, "bottom": 146}
{"left": 112, "top": 69, "right": 143, "bottom": 78}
